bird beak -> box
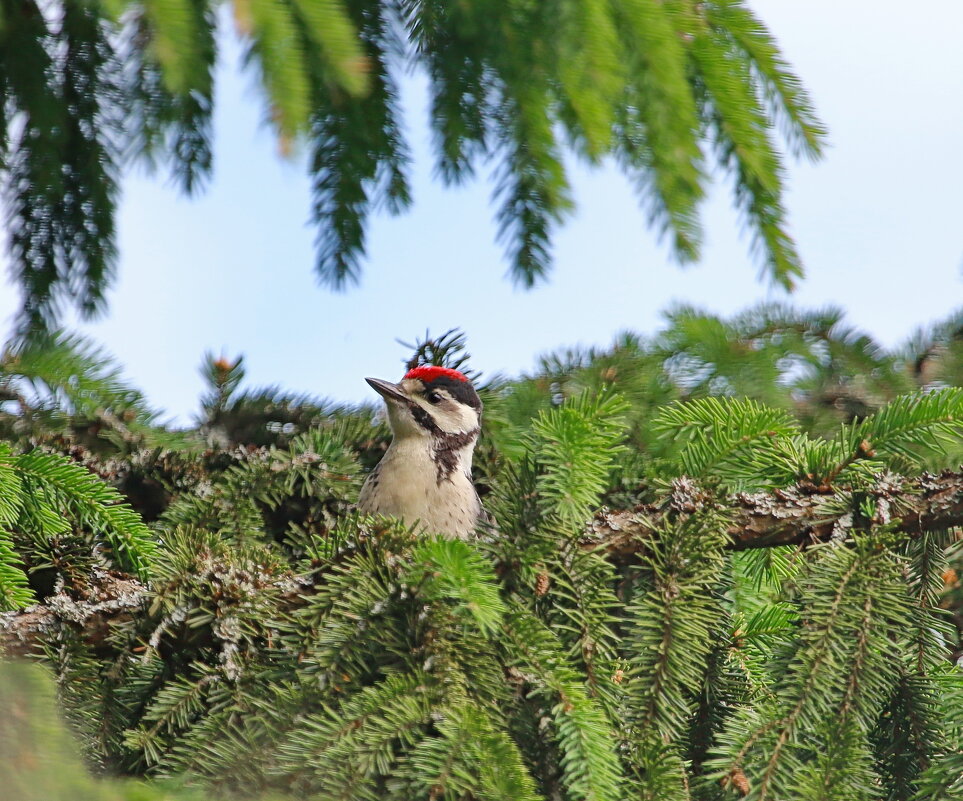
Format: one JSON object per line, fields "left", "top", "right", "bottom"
{"left": 365, "top": 377, "right": 409, "bottom": 404}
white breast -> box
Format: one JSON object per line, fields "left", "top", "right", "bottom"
{"left": 358, "top": 438, "right": 481, "bottom": 539}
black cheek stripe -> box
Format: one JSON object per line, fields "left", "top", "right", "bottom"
{"left": 409, "top": 404, "right": 479, "bottom": 483}
{"left": 431, "top": 428, "right": 479, "bottom": 483}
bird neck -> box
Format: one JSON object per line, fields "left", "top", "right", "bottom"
{"left": 388, "top": 428, "right": 478, "bottom": 483}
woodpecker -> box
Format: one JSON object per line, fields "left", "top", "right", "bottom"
{"left": 358, "top": 366, "right": 485, "bottom": 539}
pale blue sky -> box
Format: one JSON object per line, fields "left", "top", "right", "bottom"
{"left": 2, "top": 1, "right": 962, "bottom": 422}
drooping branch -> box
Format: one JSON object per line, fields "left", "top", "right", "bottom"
{"left": 583, "top": 471, "right": 963, "bottom": 561}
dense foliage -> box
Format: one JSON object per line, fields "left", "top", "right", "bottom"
{"left": 0, "top": 0, "right": 823, "bottom": 330}
{"left": 2, "top": 304, "right": 963, "bottom": 800}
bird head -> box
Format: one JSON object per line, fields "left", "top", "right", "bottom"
{"left": 365, "top": 366, "right": 482, "bottom": 442}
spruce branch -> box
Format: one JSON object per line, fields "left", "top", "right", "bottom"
{"left": 501, "top": 605, "right": 625, "bottom": 801}
{"left": 5, "top": 470, "right": 962, "bottom": 656}
{"left": 624, "top": 510, "right": 729, "bottom": 743}
{"left": 0, "top": 568, "right": 145, "bottom": 658}
{"left": 584, "top": 471, "right": 963, "bottom": 559}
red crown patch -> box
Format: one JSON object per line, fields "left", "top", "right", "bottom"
{"left": 404, "top": 366, "right": 470, "bottom": 384}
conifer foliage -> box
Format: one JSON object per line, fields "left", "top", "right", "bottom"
{"left": 1, "top": 0, "right": 824, "bottom": 330}
{"left": 2, "top": 309, "right": 963, "bottom": 799}
{"left": 0, "top": 441, "right": 154, "bottom": 609}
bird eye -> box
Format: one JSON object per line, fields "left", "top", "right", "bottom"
{"left": 427, "top": 391, "right": 443, "bottom": 404}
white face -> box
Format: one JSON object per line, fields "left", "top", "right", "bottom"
{"left": 384, "top": 378, "right": 480, "bottom": 438}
